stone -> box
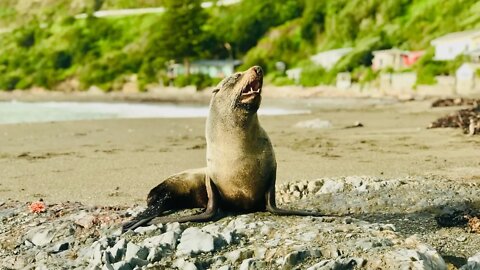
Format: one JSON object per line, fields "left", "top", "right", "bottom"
{"left": 143, "top": 231, "right": 178, "bottom": 249}
{"left": 133, "top": 224, "right": 158, "bottom": 234}
{"left": 173, "top": 258, "right": 197, "bottom": 270}
{"left": 176, "top": 227, "right": 215, "bottom": 256}
{"left": 225, "top": 248, "right": 254, "bottom": 263}
{"left": 147, "top": 247, "right": 164, "bottom": 263}
{"left": 26, "top": 227, "right": 55, "bottom": 247}
{"left": 317, "top": 179, "right": 344, "bottom": 194}
{"left": 125, "top": 242, "right": 148, "bottom": 261}
{"left": 282, "top": 250, "right": 321, "bottom": 270}
{"left": 239, "top": 258, "right": 266, "bottom": 270}
{"left": 49, "top": 241, "right": 69, "bottom": 254}
{"left": 107, "top": 238, "right": 127, "bottom": 263}
{"left": 459, "top": 252, "right": 480, "bottom": 270}
{"left": 110, "top": 261, "right": 132, "bottom": 270}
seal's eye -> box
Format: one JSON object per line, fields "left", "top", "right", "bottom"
{"left": 234, "top": 73, "right": 241, "bottom": 80}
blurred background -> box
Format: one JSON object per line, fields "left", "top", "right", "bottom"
{"left": 0, "top": 0, "right": 479, "bottom": 93}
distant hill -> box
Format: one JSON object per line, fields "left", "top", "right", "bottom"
{"left": 0, "top": 0, "right": 479, "bottom": 91}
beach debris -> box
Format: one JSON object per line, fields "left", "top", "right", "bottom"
{"left": 431, "top": 98, "right": 480, "bottom": 107}
{"left": 468, "top": 216, "right": 480, "bottom": 234}
{"left": 29, "top": 200, "right": 46, "bottom": 213}
{"left": 428, "top": 106, "right": 480, "bottom": 134}
{"left": 344, "top": 121, "right": 364, "bottom": 129}
{"left": 294, "top": 119, "right": 332, "bottom": 129}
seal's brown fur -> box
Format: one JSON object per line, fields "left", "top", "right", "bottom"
{"left": 123, "top": 66, "right": 324, "bottom": 232}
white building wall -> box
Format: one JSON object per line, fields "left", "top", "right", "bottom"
{"left": 434, "top": 40, "right": 471, "bottom": 60}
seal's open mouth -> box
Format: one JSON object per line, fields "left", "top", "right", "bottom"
{"left": 241, "top": 79, "right": 262, "bottom": 97}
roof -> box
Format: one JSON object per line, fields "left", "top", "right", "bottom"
{"left": 431, "top": 29, "right": 480, "bottom": 44}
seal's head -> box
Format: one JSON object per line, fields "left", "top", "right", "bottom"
{"left": 211, "top": 66, "right": 263, "bottom": 113}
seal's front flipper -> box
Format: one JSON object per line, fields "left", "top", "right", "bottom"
{"left": 148, "top": 178, "right": 221, "bottom": 226}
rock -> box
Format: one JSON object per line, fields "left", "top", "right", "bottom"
{"left": 26, "top": 227, "right": 55, "bottom": 247}
{"left": 176, "top": 227, "right": 215, "bottom": 256}
{"left": 49, "top": 241, "right": 69, "bottom": 254}
{"left": 307, "top": 180, "right": 323, "bottom": 194}
{"left": 380, "top": 246, "right": 447, "bottom": 270}
{"left": 282, "top": 249, "right": 321, "bottom": 270}
{"left": 143, "top": 231, "right": 178, "bottom": 249}
{"left": 110, "top": 261, "right": 132, "bottom": 270}
{"left": 73, "top": 211, "right": 97, "bottom": 229}
{"left": 459, "top": 252, "right": 480, "bottom": 270}
{"left": 173, "top": 258, "right": 197, "bottom": 270}
{"left": 294, "top": 119, "right": 332, "bottom": 129}
{"left": 146, "top": 247, "right": 164, "bottom": 263}
{"left": 128, "top": 257, "right": 148, "bottom": 268}
{"left": 239, "top": 258, "right": 266, "bottom": 270}
{"left": 107, "top": 238, "right": 127, "bottom": 263}
{"left": 217, "top": 266, "right": 232, "bottom": 270}
{"left": 307, "top": 258, "right": 361, "bottom": 270}
{"left": 125, "top": 242, "right": 148, "bottom": 261}
{"left": 225, "top": 248, "right": 254, "bottom": 263}
{"left": 133, "top": 224, "right": 158, "bottom": 234}
{"left": 317, "top": 179, "right": 344, "bottom": 194}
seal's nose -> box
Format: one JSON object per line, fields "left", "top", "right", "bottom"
{"left": 251, "top": 66, "right": 263, "bottom": 77}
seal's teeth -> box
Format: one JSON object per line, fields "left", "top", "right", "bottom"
{"left": 250, "top": 87, "right": 254, "bottom": 92}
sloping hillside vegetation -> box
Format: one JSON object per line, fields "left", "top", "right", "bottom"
{"left": 0, "top": 0, "right": 479, "bottom": 91}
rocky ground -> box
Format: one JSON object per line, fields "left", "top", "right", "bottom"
{"left": 1, "top": 176, "right": 480, "bottom": 270}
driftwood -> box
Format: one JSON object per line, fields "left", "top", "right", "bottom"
{"left": 428, "top": 106, "right": 480, "bottom": 135}
{"left": 431, "top": 98, "right": 480, "bottom": 108}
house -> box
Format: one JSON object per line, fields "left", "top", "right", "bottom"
{"left": 431, "top": 29, "right": 480, "bottom": 61}
{"left": 309, "top": 48, "right": 353, "bottom": 70}
{"left": 286, "top": 68, "right": 302, "bottom": 84}
{"left": 372, "top": 49, "right": 424, "bottom": 71}
{"left": 169, "top": 59, "right": 242, "bottom": 78}
{"left": 455, "top": 63, "right": 480, "bottom": 94}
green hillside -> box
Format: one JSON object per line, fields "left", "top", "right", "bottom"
{"left": 0, "top": 0, "right": 479, "bottom": 91}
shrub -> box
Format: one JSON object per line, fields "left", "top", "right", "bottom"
{"left": 299, "top": 65, "right": 326, "bottom": 86}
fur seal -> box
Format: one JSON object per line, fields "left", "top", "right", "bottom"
{"left": 122, "top": 66, "right": 324, "bottom": 232}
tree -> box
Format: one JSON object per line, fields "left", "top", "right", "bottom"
{"left": 154, "top": 0, "right": 208, "bottom": 75}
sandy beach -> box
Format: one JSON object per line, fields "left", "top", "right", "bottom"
{"left": 1, "top": 92, "right": 479, "bottom": 206}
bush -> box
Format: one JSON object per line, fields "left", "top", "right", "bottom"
{"left": 299, "top": 65, "right": 326, "bottom": 86}
{"left": 173, "top": 73, "right": 219, "bottom": 90}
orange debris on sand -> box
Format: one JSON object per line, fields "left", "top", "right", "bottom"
{"left": 29, "top": 201, "right": 46, "bottom": 213}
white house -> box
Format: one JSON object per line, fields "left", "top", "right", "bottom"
{"left": 169, "top": 59, "right": 242, "bottom": 78}
{"left": 455, "top": 63, "right": 480, "bottom": 94}
{"left": 431, "top": 29, "right": 480, "bottom": 61}
{"left": 309, "top": 48, "right": 353, "bottom": 70}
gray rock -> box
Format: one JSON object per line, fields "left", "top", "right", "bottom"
{"left": 225, "top": 248, "right": 254, "bottom": 263}
{"left": 125, "top": 242, "right": 148, "bottom": 261}
{"left": 381, "top": 246, "right": 447, "bottom": 270}
{"left": 317, "top": 179, "right": 344, "bottom": 194}
{"left": 146, "top": 246, "right": 164, "bottom": 263}
{"left": 459, "top": 252, "right": 480, "bottom": 270}
{"left": 26, "top": 227, "right": 55, "bottom": 247}
{"left": 173, "top": 258, "right": 198, "bottom": 270}
{"left": 239, "top": 258, "right": 266, "bottom": 270}
{"left": 128, "top": 257, "right": 148, "bottom": 268}
{"left": 110, "top": 261, "right": 132, "bottom": 270}
{"left": 176, "top": 227, "right": 215, "bottom": 256}
{"left": 107, "top": 238, "right": 127, "bottom": 263}
{"left": 133, "top": 224, "right": 158, "bottom": 234}
{"left": 49, "top": 241, "right": 69, "bottom": 254}
{"left": 217, "top": 266, "right": 232, "bottom": 270}
{"left": 307, "top": 258, "right": 361, "bottom": 270}
{"left": 282, "top": 249, "right": 322, "bottom": 270}
{"left": 143, "top": 231, "right": 178, "bottom": 249}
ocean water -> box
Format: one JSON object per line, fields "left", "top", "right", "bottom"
{"left": 0, "top": 101, "right": 310, "bottom": 124}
